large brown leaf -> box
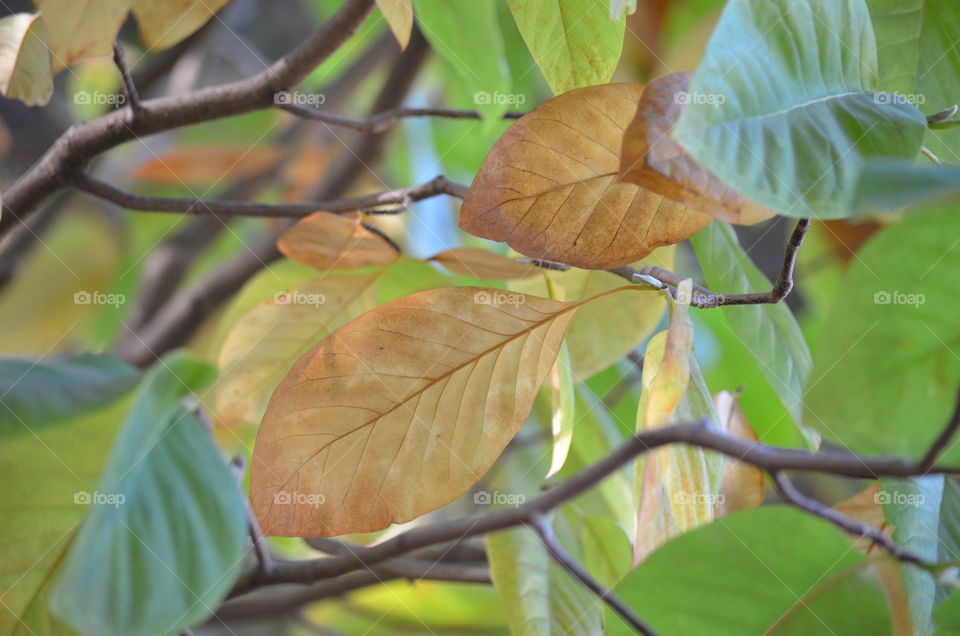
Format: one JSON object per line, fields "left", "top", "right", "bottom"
{"left": 620, "top": 72, "right": 772, "bottom": 225}
{"left": 250, "top": 285, "right": 631, "bottom": 536}
{"left": 277, "top": 213, "right": 398, "bottom": 272}
{"left": 459, "top": 83, "right": 710, "bottom": 269}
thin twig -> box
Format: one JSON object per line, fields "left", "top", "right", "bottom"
{"left": 72, "top": 171, "right": 467, "bottom": 218}
{"left": 529, "top": 514, "right": 659, "bottom": 636}
{"left": 230, "top": 456, "right": 274, "bottom": 579}
{"left": 919, "top": 387, "right": 960, "bottom": 472}
{"left": 306, "top": 537, "right": 489, "bottom": 583}
{"left": 771, "top": 472, "right": 932, "bottom": 568}
{"left": 278, "top": 103, "right": 525, "bottom": 133}
{"left": 608, "top": 219, "right": 810, "bottom": 308}
{"left": 112, "top": 40, "right": 143, "bottom": 120}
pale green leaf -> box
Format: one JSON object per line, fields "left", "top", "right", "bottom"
{"left": 0, "top": 13, "right": 53, "bottom": 106}
{"left": 673, "top": 0, "right": 927, "bottom": 218}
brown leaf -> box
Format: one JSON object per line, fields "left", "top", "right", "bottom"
{"left": 250, "top": 285, "right": 629, "bottom": 536}
{"left": 129, "top": 0, "right": 233, "bottom": 51}
{"left": 277, "top": 213, "right": 398, "bottom": 272}
{"left": 713, "top": 390, "right": 764, "bottom": 515}
{"left": 375, "top": 0, "right": 413, "bottom": 50}
{"left": 459, "top": 83, "right": 711, "bottom": 269}
{"left": 131, "top": 145, "right": 284, "bottom": 186}
{"left": 620, "top": 72, "right": 773, "bottom": 225}
{"left": 430, "top": 247, "right": 539, "bottom": 279}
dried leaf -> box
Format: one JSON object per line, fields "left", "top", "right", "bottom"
{"left": 129, "top": 0, "right": 233, "bottom": 51}
{"left": 459, "top": 83, "right": 711, "bottom": 269}
{"left": 278, "top": 213, "right": 398, "bottom": 272}
{"left": 713, "top": 390, "right": 764, "bottom": 515}
{"left": 34, "top": 0, "right": 127, "bottom": 71}
{"left": 131, "top": 145, "right": 283, "bottom": 186}
{"left": 251, "top": 285, "right": 631, "bottom": 535}
{"left": 620, "top": 72, "right": 772, "bottom": 225}
{"left": 375, "top": 0, "right": 413, "bottom": 50}
{"left": 430, "top": 247, "right": 539, "bottom": 280}
{"left": 214, "top": 272, "right": 379, "bottom": 429}
{"left": 0, "top": 13, "right": 52, "bottom": 106}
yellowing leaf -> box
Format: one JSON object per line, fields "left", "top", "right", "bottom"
{"left": 130, "top": 0, "right": 233, "bottom": 50}
{"left": 0, "top": 13, "right": 53, "bottom": 106}
{"left": 510, "top": 246, "right": 674, "bottom": 380}
{"left": 545, "top": 279, "right": 574, "bottom": 478}
{"left": 430, "top": 247, "right": 539, "bottom": 280}
{"left": 620, "top": 72, "right": 773, "bottom": 225}
{"left": 35, "top": 0, "right": 127, "bottom": 71}
{"left": 375, "top": 0, "right": 413, "bottom": 50}
{"left": 713, "top": 390, "right": 764, "bottom": 515}
{"left": 278, "top": 213, "right": 398, "bottom": 272}
{"left": 213, "top": 272, "right": 379, "bottom": 429}
{"left": 460, "top": 84, "right": 710, "bottom": 269}
{"left": 251, "top": 285, "right": 633, "bottom": 536}
{"left": 459, "top": 84, "right": 711, "bottom": 269}
{"left": 131, "top": 145, "right": 284, "bottom": 186}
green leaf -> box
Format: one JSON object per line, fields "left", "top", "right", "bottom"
{"left": 0, "top": 13, "right": 53, "bottom": 106}
{"left": 673, "top": 0, "right": 927, "bottom": 218}
{"left": 579, "top": 515, "right": 632, "bottom": 588}
{"left": 880, "top": 477, "right": 944, "bottom": 635}
{"left": 546, "top": 342, "right": 576, "bottom": 478}
{"left": 853, "top": 160, "right": 960, "bottom": 215}
{"left": 936, "top": 592, "right": 960, "bottom": 635}
{"left": 689, "top": 222, "right": 813, "bottom": 444}
{"left": 805, "top": 206, "right": 960, "bottom": 462}
{"left": 866, "top": 0, "right": 960, "bottom": 161}
{"left": 487, "top": 515, "right": 602, "bottom": 636}
{"left": 505, "top": 0, "right": 624, "bottom": 95}
{"left": 0, "top": 354, "right": 138, "bottom": 438}
{"left": 1, "top": 396, "right": 130, "bottom": 635}
{"left": 611, "top": 506, "right": 892, "bottom": 635}
{"left": 51, "top": 352, "right": 248, "bottom": 636}
{"left": 415, "top": 0, "right": 512, "bottom": 121}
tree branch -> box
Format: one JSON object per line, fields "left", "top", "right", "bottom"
{"left": 279, "top": 102, "right": 524, "bottom": 132}
{"left": 529, "top": 514, "right": 659, "bottom": 636}
{"left": 919, "top": 387, "right": 960, "bottom": 472}
{"left": 609, "top": 219, "right": 810, "bottom": 307}
{"left": 112, "top": 40, "right": 143, "bottom": 120}
{"left": 0, "top": 0, "right": 377, "bottom": 237}
{"left": 71, "top": 171, "right": 466, "bottom": 218}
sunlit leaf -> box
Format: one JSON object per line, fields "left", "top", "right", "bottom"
{"left": 430, "top": 247, "right": 539, "bottom": 280}
{"left": 689, "top": 221, "right": 813, "bottom": 442}
{"left": 460, "top": 84, "right": 711, "bottom": 269}
{"left": 415, "top": 0, "right": 512, "bottom": 121}
{"left": 505, "top": 0, "right": 625, "bottom": 95}
{"left": 805, "top": 206, "right": 960, "bottom": 462}
{"left": 611, "top": 507, "right": 892, "bottom": 635}
{"left": 0, "top": 13, "right": 53, "bottom": 106}
{"left": 375, "top": 0, "right": 413, "bottom": 50}
{"left": 672, "top": 0, "right": 927, "bottom": 218}
{"left": 251, "top": 285, "right": 636, "bottom": 536}
{"left": 277, "top": 213, "right": 398, "bottom": 272}
{"left": 214, "top": 271, "right": 379, "bottom": 429}
{"left": 0, "top": 353, "right": 137, "bottom": 437}
{"left": 34, "top": 0, "right": 127, "bottom": 71}
{"left": 129, "top": 0, "right": 234, "bottom": 51}
{"left": 712, "top": 391, "right": 763, "bottom": 515}
{"left": 511, "top": 247, "right": 673, "bottom": 380}
{"left": 51, "top": 352, "right": 247, "bottom": 636}
{"left": 620, "top": 71, "right": 772, "bottom": 225}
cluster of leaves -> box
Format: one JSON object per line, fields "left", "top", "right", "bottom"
{"left": 4, "top": 0, "right": 960, "bottom": 634}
